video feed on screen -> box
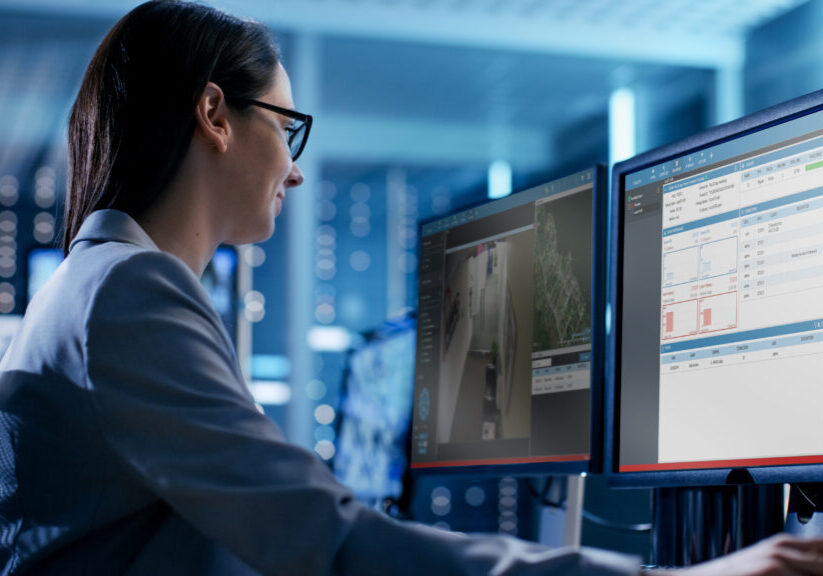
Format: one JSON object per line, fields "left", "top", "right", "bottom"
{"left": 412, "top": 169, "right": 597, "bottom": 471}
{"left": 334, "top": 322, "right": 416, "bottom": 503}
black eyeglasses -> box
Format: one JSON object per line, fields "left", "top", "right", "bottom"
{"left": 233, "top": 98, "right": 313, "bottom": 162}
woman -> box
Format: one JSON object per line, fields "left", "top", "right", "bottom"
{"left": 0, "top": 1, "right": 821, "bottom": 574}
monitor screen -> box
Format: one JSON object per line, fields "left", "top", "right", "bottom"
{"left": 611, "top": 89, "right": 823, "bottom": 485}
{"left": 26, "top": 246, "right": 239, "bottom": 343}
{"left": 411, "top": 167, "right": 606, "bottom": 474}
{"left": 0, "top": 314, "right": 22, "bottom": 360}
{"left": 26, "top": 248, "right": 63, "bottom": 305}
{"left": 200, "top": 247, "right": 239, "bottom": 344}
{"left": 333, "top": 318, "right": 416, "bottom": 504}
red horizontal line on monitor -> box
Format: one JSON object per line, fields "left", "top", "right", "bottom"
{"left": 620, "top": 454, "right": 823, "bottom": 472}
{"left": 411, "top": 454, "right": 589, "bottom": 469}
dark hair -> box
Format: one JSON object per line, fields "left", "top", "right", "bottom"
{"left": 63, "top": 0, "right": 280, "bottom": 254}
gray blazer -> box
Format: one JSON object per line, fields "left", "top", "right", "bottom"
{"left": 0, "top": 209, "right": 639, "bottom": 575}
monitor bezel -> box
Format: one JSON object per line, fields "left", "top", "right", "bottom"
{"left": 410, "top": 165, "right": 607, "bottom": 478}
{"left": 607, "top": 88, "right": 823, "bottom": 488}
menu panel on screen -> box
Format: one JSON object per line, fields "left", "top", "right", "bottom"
{"left": 412, "top": 167, "right": 604, "bottom": 474}
{"left": 614, "top": 91, "right": 823, "bottom": 482}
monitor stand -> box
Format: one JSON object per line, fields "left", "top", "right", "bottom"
{"left": 651, "top": 472, "right": 784, "bottom": 568}
{"left": 537, "top": 475, "right": 585, "bottom": 548}
{"left": 785, "top": 483, "right": 823, "bottom": 537}
{"left": 565, "top": 475, "right": 585, "bottom": 546}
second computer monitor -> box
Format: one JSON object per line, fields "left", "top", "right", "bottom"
{"left": 334, "top": 316, "right": 417, "bottom": 505}
{"left": 411, "top": 166, "right": 606, "bottom": 475}
{"left": 610, "top": 88, "right": 823, "bottom": 486}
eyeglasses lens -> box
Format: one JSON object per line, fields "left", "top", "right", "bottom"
{"left": 289, "top": 123, "right": 308, "bottom": 161}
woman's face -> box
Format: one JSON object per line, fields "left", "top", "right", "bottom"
{"left": 222, "top": 63, "right": 304, "bottom": 244}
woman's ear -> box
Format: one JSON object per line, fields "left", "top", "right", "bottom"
{"left": 194, "top": 81, "right": 231, "bottom": 153}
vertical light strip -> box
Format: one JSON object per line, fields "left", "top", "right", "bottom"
{"left": 387, "top": 168, "right": 406, "bottom": 318}
{"left": 607, "top": 87, "right": 636, "bottom": 338}
{"left": 236, "top": 246, "right": 253, "bottom": 379}
{"left": 288, "top": 33, "right": 320, "bottom": 450}
{"left": 487, "top": 160, "right": 512, "bottom": 199}
{"left": 715, "top": 64, "right": 744, "bottom": 125}
{"left": 608, "top": 87, "right": 636, "bottom": 168}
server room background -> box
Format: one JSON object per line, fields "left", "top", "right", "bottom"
{"left": 0, "top": 0, "right": 820, "bottom": 563}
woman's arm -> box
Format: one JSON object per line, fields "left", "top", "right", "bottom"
{"left": 83, "top": 250, "right": 641, "bottom": 576}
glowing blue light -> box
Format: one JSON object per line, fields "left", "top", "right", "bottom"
{"left": 609, "top": 87, "right": 636, "bottom": 167}
{"left": 307, "top": 325, "right": 352, "bottom": 352}
{"left": 605, "top": 303, "right": 613, "bottom": 336}
{"left": 248, "top": 381, "right": 292, "bottom": 405}
{"left": 251, "top": 354, "right": 291, "bottom": 379}
{"left": 487, "top": 160, "right": 512, "bottom": 199}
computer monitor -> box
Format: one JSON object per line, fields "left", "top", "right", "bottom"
{"left": 26, "top": 246, "right": 240, "bottom": 344}
{"left": 609, "top": 88, "right": 823, "bottom": 487}
{"left": 200, "top": 247, "right": 240, "bottom": 344}
{"left": 0, "top": 314, "right": 22, "bottom": 360}
{"left": 333, "top": 316, "right": 417, "bottom": 505}
{"left": 26, "top": 248, "right": 63, "bottom": 305}
{"left": 411, "top": 166, "right": 607, "bottom": 475}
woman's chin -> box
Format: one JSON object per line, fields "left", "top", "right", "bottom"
{"left": 228, "top": 220, "right": 275, "bottom": 246}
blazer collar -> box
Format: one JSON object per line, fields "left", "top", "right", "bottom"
{"left": 68, "top": 209, "right": 159, "bottom": 253}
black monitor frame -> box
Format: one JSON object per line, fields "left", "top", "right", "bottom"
{"left": 410, "top": 165, "right": 608, "bottom": 478}
{"left": 607, "top": 89, "right": 823, "bottom": 488}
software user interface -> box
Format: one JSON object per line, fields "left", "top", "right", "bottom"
{"left": 412, "top": 170, "right": 595, "bottom": 469}
{"left": 335, "top": 328, "right": 416, "bottom": 501}
{"left": 620, "top": 110, "right": 823, "bottom": 472}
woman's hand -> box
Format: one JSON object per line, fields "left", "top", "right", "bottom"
{"left": 646, "top": 534, "right": 823, "bottom": 576}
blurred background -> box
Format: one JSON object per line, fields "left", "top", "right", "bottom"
{"left": 1, "top": 0, "right": 821, "bottom": 560}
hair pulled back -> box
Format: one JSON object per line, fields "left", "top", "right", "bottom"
{"left": 64, "top": 0, "right": 280, "bottom": 254}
